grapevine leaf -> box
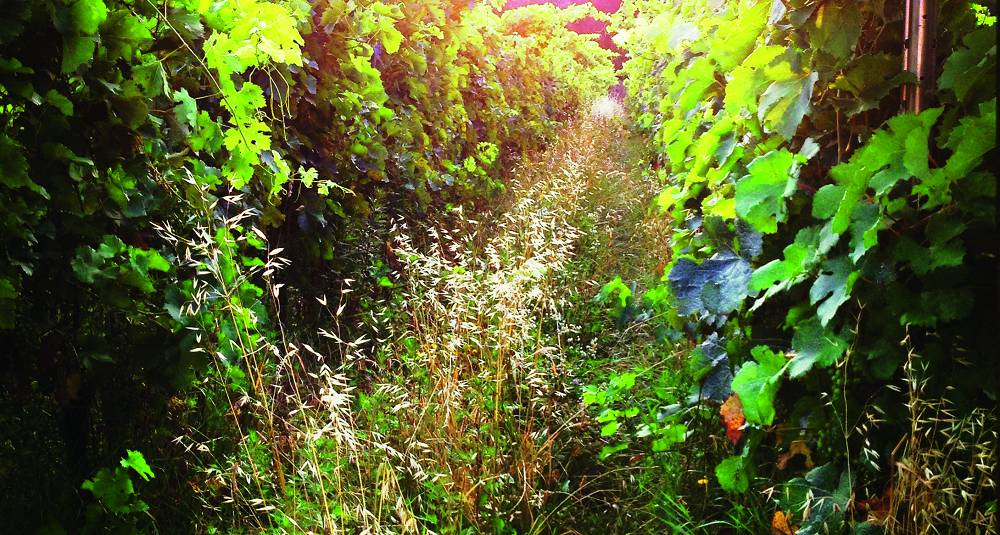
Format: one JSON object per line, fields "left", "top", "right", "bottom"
{"left": 708, "top": 0, "right": 769, "bottom": 71}
{"left": 758, "top": 71, "right": 818, "bottom": 140}
{"left": 807, "top": 3, "right": 862, "bottom": 62}
{"left": 45, "top": 89, "right": 74, "bottom": 116}
{"left": 847, "top": 202, "right": 881, "bottom": 263}
{"left": 901, "top": 107, "right": 943, "bottom": 180}
{"left": 812, "top": 184, "right": 844, "bottom": 219}
{"left": 943, "top": 103, "right": 996, "bottom": 176}
{"left": 869, "top": 161, "right": 909, "bottom": 197}
{"left": 781, "top": 466, "right": 852, "bottom": 535}
{"left": 694, "top": 334, "right": 733, "bottom": 402}
{"left": 720, "top": 394, "right": 745, "bottom": 444}
{"left": 173, "top": 88, "right": 198, "bottom": 128}
{"left": 724, "top": 46, "right": 785, "bottom": 114}
{"left": 81, "top": 468, "right": 136, "bottom": 514}
{"left": 62, "top": 35, "right": 96, "bottom": 73}
{"left": 809, "top": 256, "right": 857, "bottom": 326}
{"left": 833, "top": 53, "right": 913, "bottom": 115}
{"left": 0, "top": 134, "right": 31, "bottom": 190}
{"left": 71, "top": 0, "right": 108, "bottom": 35}
{"left": 732, "top": 345, "right": 785, "bottom": 426}
{"left": 750, "top": 224, "right": 836, "bottom": 301}
{"left": 735, "top": 149, "right": 797, "bottom": 233}
{"left": 893, "top": 215, "right": 966, "bottom": 275}
{"left": 827, "top": 161, "right": 867, "bottom": 234}
{"left": 668, "top": 253, "right": 751, "bottom": 316}
{"left": 789, "top": 317, "right": 847, "bottom": 378}
{"left": 938, "top": 28, "right": 997, "bottom": 102}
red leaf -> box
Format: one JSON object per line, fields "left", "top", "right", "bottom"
{"left": 720, "top": 394, "right": 745, "bottom": 444}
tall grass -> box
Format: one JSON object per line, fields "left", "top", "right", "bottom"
{"left": 163, "top": 109, "right": 673, "bottom": 533}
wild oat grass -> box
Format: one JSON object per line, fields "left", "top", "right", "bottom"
{"left": 883, "top": 341, "right": 998, "bottom": 535}
{"left": 165, "top": 109, "right": 667, "bottom": 533}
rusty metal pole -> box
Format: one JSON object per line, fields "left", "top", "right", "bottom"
{"left": 903, "top": 0, "right": 936, "bottom": 112}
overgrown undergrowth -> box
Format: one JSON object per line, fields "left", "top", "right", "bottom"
{"left": 170, "top": 108, "right": 698, "bottom": 533}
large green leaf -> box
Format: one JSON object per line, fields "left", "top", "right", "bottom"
{"left": 750, "top": 224, "right": 837, "bottom": 300}
{"left": 732, "top": 345, "right": 785, "bottom": 426}
{"left": 943, "top": 99, "right": 997, "bottom": 178}
{"left": 789, "top": 317, "right": 847, "bottom": 378}
{"left": 847, "top": 202, "right": 881, "bottom": 262}
{"left": 938, "top": 28, "right": 997, "bottom": 103}
{"left": 811, "top": 184, "right": 844, "bottom": 219}
{"left": 62, "top": 35, "right": 96, "bottom": 73}
{"left": 809, "top": 256, "right": 857, "bottom": 326}
{"left": 668, "top": 253, "right": 751, "bottom": 316}
{"left": 735, "top": 149, "right": 797, "bottom": 233}
{"left": 708, "top": 0, "right": 769, "bottom": 71}
{"left": 807, "top": 2, "right": 862, "bottom": 62}
{"left": 758, "top": 71, "right": 818, "bottom": 140}
{"left": 833, "top": 53, "right": 913, "bottom": 115}
{"left": 724, "top": 46, "right": 785, "bottom": 114}
{"left": 71, "top": 0, "right": 108, "bottom": 34}
{"left": 827, "top": 161, "right": 867, "bottom": 234}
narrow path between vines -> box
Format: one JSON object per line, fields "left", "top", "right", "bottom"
{"left": 324, "top": 101, "right": 680, "bottom": 532}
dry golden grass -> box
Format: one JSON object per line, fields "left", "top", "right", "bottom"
{"left": 165, "top": 104, "right": 675, "bottom": 533}
{"left": 881, "top": 339, "right": 998, "bottom": 535}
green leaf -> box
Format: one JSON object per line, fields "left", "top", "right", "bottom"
{"left": 62, "top": 35, "right": 96, "bottom": 73}
{"left": 652, "top": 424, "right": 686, "bottom": 451}
{"left": 380, "top": 24, "right": 404, "bottom": 54}
{"left": 893, "top": 215, "right": 967, "bottom": 275}
{"left": 174, "top": 88, "right": 198, "bottom": 128}
{"left": 707, "top": 0, "right": 769, "bottom": 71}
{"left": 133, "top": 58, "right": 170, "bottom": 98}
{"left": 848, "top": 203, "right": 881, "bottom": 262}
{"left": 750, "top": 225, "right": 835, "bottom": 299}
{"left": 0, "top": 134, "right": 33, "bottom": 190}
{"left": 827, "top": 161, "right": 867, "bottom": 234}
{"left": 597, "top": 276, "right": 632, "bottom": 310}
{"left": 44, "top": 89, "right": 74, "bottom": 116}
{"left": 901, "top": 107, "right": 943, "bottom": 180}
{"left": 668, "top": 253, "right": 751, "bottom": 316}
{"left": 120, "top": 450, "right": 154, "bottom": 481}
{"left": 807, "top": 3, "right": 862, "bottom": 61}
{"left": 716, "top": 455, "right": 750, "bottom": 493}
{"left": 600, "top": 420, "right": 620, "bottom": 437}
{"left": 789, "top": 317, "right": 847, "bottom": 378}
{"left": 869, "top": 161, "right": 909, "bottom": 197}
{"left": 735, "top": 149, "right": 797, "bottom": 233}
{"left": 758, "top": 71, "right": 818, "bottom": 140}
{"left": 0, "top": 278, "right": 15, "bottom": 329}
{"left": 809, "top": 256, "right": 857, "bottom": 326}
{"left": 71, "top": 0, "right": 108, "bottom": 34}
{"left": 937, "top": 100, "right": 996, "bottom": 190}
{"left": 103, "top": 12, "right": 154, "bottom": 61}
{"left": 82, "top": 467, "right": 136, "bottom": 513}
{"left": 938, "top": 28, "right": 996, "bottom": 102}
{"left": 723, "top": 46, "right": 785, "bottom": 114}
{"left": 833, "top": 53, "right": 913, "bottom": 115}
{"left": 812, "top": 184, "right": 844, "bottom": 219}
{"left": 732, "top": 345, "right": 785, "bottom": 425}
{"left": 599, "top": 442, "right": 628, "bottom": 459}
